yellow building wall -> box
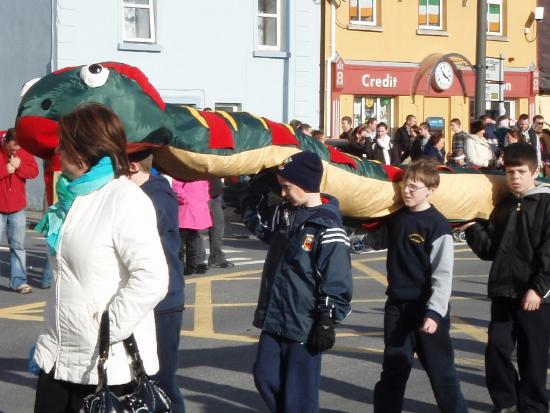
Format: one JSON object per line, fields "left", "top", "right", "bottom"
{"left": 537, "top": 96, "right": 550, "bottom": 120}
{"left": 516, "top": 98, "right": 530, "bottom": 118}
{"left": 327, "top": 0, "right": 537, "bottom": 68}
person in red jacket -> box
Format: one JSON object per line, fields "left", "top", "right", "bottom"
{"left": 0, "top": 129, "right": 38, "bottom": 293}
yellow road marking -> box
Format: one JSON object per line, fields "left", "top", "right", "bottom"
{"left": 451, "top": 315, "right": 488, "bottom": 343}
{"left": 0, "top": 301, "right": 46, "bottom": 321}
{"left": 352, "top": 261, "right": 388, "bottom": 286}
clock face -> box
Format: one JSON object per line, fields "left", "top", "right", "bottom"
{"left": 432, "top": 61, "right": 454, "bottom": 91}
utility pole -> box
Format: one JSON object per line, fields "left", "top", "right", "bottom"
{"left": 474, "top": 0, "right": 487, "bottom": 119}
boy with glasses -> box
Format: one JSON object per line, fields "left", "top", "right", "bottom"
{"left": 373, "top": 159, "right": 467, "bottom": 413}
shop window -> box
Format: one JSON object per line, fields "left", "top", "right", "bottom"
{"left": 123, "top": 0, "right": 156, "bottom": 43}
{"left": 215, "top": 103, "right": 242, "bottom": 113}
{"left": 487, "top": 0, "right": 503, "bottom": 36}
{"left": 353, "top": 96, "right": 394, "bottom": 129}
{"left": 349, "top": 0, "right": 377, "bottom": 26}
{"left": 418, "top": 0, "right": 443, "bottom": 31}
{"left": 257, "top": 0, "right": 281, "bottom": 50}
{"left": 469, "top": 99, "right": 516, "bottom": 122}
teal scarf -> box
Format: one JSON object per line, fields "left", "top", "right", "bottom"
{"left": 36, "top": 156, "right": 115, "bottom": 255}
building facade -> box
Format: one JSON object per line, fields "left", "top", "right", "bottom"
{"left": 536, "top": 0, "right": 550, "bottom": 119}
{"left": 3, "top": 0, "right": 323, "bottom": 208}
{"left": 322, "top": 0, "right": 539, "bottom": 143}
{"left": 51, "top": 0, "right": 321, "bottom": 126}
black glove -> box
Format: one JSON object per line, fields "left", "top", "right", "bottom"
{"left": 249, "top": 170, "right": 281, "bottom": 196}
{"left": 310, "top": 313, "right": 335, "bottom": 353}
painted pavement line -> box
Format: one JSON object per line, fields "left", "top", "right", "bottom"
{"left": 352, "top": 260, "right": 489, "bottom": 344}
{"left": 234, "top": 260, "right": 265, "bottom": 266}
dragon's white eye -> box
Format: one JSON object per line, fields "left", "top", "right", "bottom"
{"left": 80, "top": 63, "right": 109, "bottom": 88}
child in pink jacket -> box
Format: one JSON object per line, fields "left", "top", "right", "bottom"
{"left": 172, "top": 178, "right": 212, "bottom": 275}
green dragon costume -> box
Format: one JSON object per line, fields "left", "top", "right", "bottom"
{"left": 15, "top": 62, "right": 511, "bottom": 221}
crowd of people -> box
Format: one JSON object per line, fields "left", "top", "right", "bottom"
{"left": 0, "top": 104, "right": 549, "bottom": 413}
{"left": 294, "top": 112, "right": 550, "bottom": 177}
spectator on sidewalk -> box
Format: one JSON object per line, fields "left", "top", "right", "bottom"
{"left": 0, "top": 129, "right": 38, "bottom": 294}
{"left": 172, "top": 178, "right": 211, "bottom": 275}
{"left": 311, "top": 130, "right": 326, "bottom": 144}
{"left": 410, "top": 122, "right": 431, "bottom": 162}
{"left": 128, "top": 150, "right": 186, "bottom": 413}
{"left": 371, "top": 122, "right": 400, "bottom": 165}
{"left": 207, "top": 178, "right": 235, "bottom": 269}
{"left": 345, "top": 125, "right": 372, "bottom": 159}
{"left": 465, "top": 121, "right": 496, "bottom": 168}
{"left": 299, "top": 123, "right": 313, "bottom": 137}
{"left": 449, "top": 118, "right": 468, "bottom": 167}
{"left": 339, "top": 116, "right": 353, "bottom": 140}
{"left": 394, "top": 114, "right": 417, "bottom": 162}
{"left": 423, "top": 133, "right": 445, "bottom": 164}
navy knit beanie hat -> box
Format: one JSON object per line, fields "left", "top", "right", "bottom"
{"left": 276, "top": 151, "right": 323, "bottom": 192}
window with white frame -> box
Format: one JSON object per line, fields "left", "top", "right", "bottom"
{"left": 349, "top": 0, "right": 377, "bottom": 26}
{"left": 487, "top": 0, "right": 503, "bottom": 36}
{"left": 257, "top": 0, "right": 280, "bottom": 49}
{"left": 123, "top": 0, "right": 156, "bottom": 43}
{"left": 215, "top": 103, "right": 242, "bottom": 113}
{"left": 418, "top": 0, "right": 443, "bottom": 30}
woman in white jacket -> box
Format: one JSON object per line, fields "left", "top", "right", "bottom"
{"left": 464, "top": 120, "right": 496, "bottom": 168}
{"left": 33, "top": 103, "right": 169, "bottom": 412}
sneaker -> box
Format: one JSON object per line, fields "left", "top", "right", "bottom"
{"left": 196, "top": 264, "right": 209, "bottom": 274}
{"left": 184, "top": 267, "right": 196, "bottom": 276}
{"left": 13, "top": 284, "right": 32, "bottom": 294}
{"left": 210, "top": 261, "right": 235, "bottom": 269}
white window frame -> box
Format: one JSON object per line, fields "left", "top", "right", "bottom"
{"left": 418, "top": 0, "right": 443, "bottom": 31}
{"left": 122, "top": 0, "right": 156, "bottom": 43}
{"left": 487, "top": 0, "right": 503, "bottom": 36}
{"left": 349, "top": 0, "right": 377, "bottom": 27}
{"left": 215, "top": 103, "right": 242, "bottom": 113}
{"left": 257, "top": 0, "right": 281, "bottom": 50}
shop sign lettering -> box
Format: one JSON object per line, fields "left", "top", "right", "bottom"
{"left": 361, "top": 74, "right": 398, "bottom": 88}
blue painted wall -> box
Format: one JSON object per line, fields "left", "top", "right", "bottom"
{"left": 0, "top": 0, "right": 52, "bottom": 210}
{"left": 3, "top": 0, "right": 322, "bottom": 209}
{"left": 54, "top": 0, "right": 321, "bottom": 126}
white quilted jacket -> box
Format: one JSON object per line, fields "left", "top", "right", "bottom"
{"left": 34, "top": 177, "right": 169, "bottom": 385}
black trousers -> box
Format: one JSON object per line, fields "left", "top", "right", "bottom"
{"left": 34, "top": 370, "right": 133, "bottom": 413}
{"left": 373, "top": 299, "right": 467, "bottom": 413}
{"left": 179, "top": 228, "right": 206, "bottom": 269}
{"left": 486, "top": 298, "right": 550, "bottom": 412}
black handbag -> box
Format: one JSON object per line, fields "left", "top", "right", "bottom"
{"left": 80, "top": 311, "right": 172, "bottom": 413}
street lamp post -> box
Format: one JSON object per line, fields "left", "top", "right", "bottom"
{"left": 475, "top": 0, "right": 488, "bottom": 119}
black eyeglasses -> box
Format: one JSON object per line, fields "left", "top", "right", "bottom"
{"left": 400, "top": 183, "right": 427, "bottom": 193}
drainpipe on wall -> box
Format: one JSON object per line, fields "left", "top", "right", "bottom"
{"left": 324, "top": 0, "right": 336, "bottom": 136}
{"left": 50, "top": 0, "right": 57, "bottom": 72}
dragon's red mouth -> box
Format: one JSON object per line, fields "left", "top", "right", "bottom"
{"left": 16, "top": 116, "right": 59, "bottom": 159}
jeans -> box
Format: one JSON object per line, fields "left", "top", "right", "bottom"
{"left": 0, "top": 210, "right": 28, "bottom": 289}
{"left": 41, "top": 259, "right": 53, "bottom": 288}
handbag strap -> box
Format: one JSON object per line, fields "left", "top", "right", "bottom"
{"left": 98, "top": 310, "right": 148, "bottom": 382}
{"left": 97, "top": 310, "right": 111, "bottom": 387}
